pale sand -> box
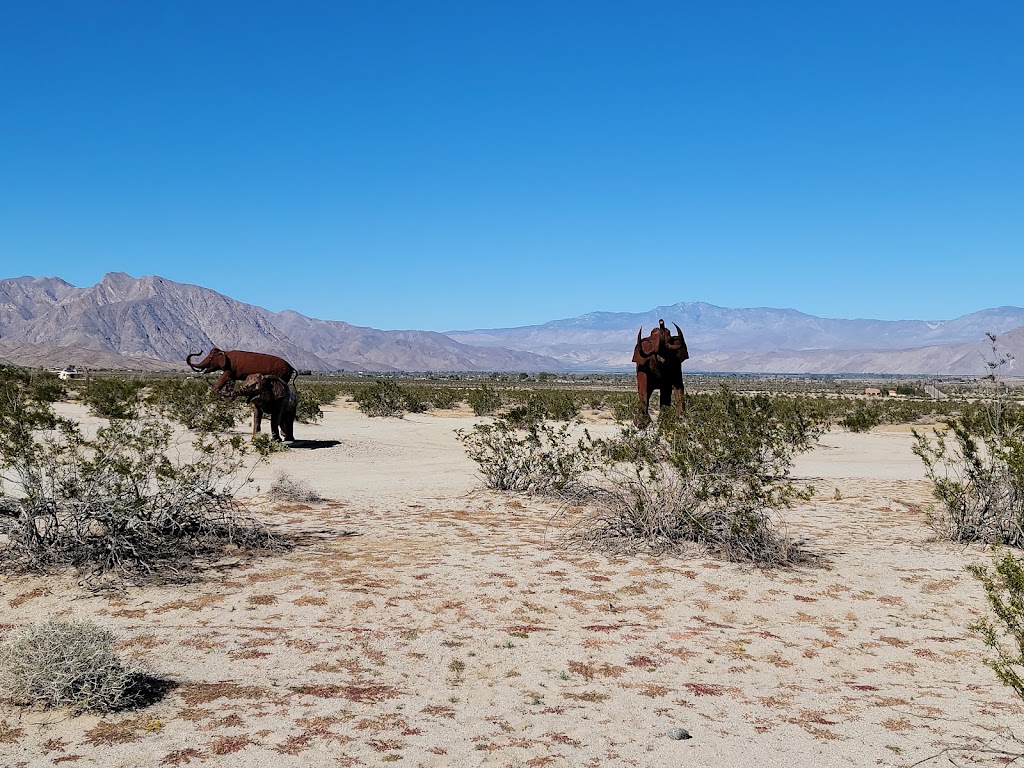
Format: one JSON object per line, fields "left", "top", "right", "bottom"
{"left": 0, "top": 402, "right": 1019, "bottom": 767}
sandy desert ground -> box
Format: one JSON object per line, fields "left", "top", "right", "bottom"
{"left": 1, "top": 399, "right": 1021, "bottom": 767}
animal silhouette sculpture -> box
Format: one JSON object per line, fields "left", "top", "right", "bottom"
{"left": 632, "top": 319, "right": 689, "bottom": 427}
{"left": 186, "top": 348, "right": 296, "bottom": 393}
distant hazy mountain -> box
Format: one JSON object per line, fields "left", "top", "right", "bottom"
{"left": 1, "top": 273, "right": 1021, "bottom": 375}
{"left": 447, "top": 301, "right": 1024, "bottom": 374}
{"left": 0, "top": 273, "right": 567, "bottom": 373}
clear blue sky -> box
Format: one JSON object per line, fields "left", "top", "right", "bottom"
{"left": 1, "top": 2, "right": 1021, "bottom": 331}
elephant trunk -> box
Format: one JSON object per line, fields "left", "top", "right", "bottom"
{"left": 186, "top": 351, "right": 206, "bottom": 371}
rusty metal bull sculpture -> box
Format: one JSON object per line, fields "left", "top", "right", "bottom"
{"left": 226, "top": 373, "right": 297, "bottom": 442}
{"left": 186, "top": 348, "right": 296, "bottom": 394}
{"left": 632, "top": 319, "right": 689, "bottom": 427}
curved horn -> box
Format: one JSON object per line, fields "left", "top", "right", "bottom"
{"left": 186, "top": 350, "right": 205, "bottom": 371}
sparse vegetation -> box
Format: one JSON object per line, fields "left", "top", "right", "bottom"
{"left": 968, "top": 553, "right": 1024, "bottom": 700}
{"left": 354, "top": 379, "right": 410, "bottom": 418}
{"left": 455, "top": 418, "right": 597, "bottom": 496}
{"left": 0, "top": 376, "right": 278, "bottom": 581}
{"left": 146, "top": 377, "right": 244, "bottom": 431}
{"left": 0, "top": 620, "right": 141, "bottom": 713}
{"left": 569, "top": 389, "right": 826, "bottom": 564}
{"left": 913, "top": 334, "right": 1023, "bottom": 546}
{"left": 268, "top": 472, "right": 324, "bottom": 503}
{"left": 79, "top": 376, "right": 146, "bottom": 420}
{"left": 465, "top": 384, "right": 503, "bottom": 416}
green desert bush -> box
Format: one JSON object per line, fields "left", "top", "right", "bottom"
{"left": 354, "top": 379, "right": 407, "bottom": 417}
{"left": 400, "top": 385, "right": 430, "bottom": 414}
{"left": 508, "top": 390, "right": 581, "bottom": 422}
{"left": 609, "top": 392, "right": 641, "bottom": 423}
{"left": 570, "top": 389, "right": 825, "bottom": 564}
{"left": 840, "top": 401, "right": 884, "bottom": 432}
{"left": 455, "top": 419, "right": 597, "bottom": 497}
{"left": 427, "top": 386, "right": 461, "bottom": 410}
{"left": 913, "top": 416, "right": 1024, "bottom": 546}
{"left": 913, "top": 335, "right": 1024, "bottom": 547}
{"left": 967, "top": 553, "right": 1024, "bottom": 700}
{"left": 146, "top": 377, "right": 244, "bottom": 432}
{"left": 0, "top": 384, "right": 277, "bottom": 581}
{"left": 0, "top": 620, "right": 139, "bottom": 713}
{"left": 80, "top": 377, "right": 145, "bottom": 420}
{"left": 465, "top": 384, "right": 503, "bottom": 416}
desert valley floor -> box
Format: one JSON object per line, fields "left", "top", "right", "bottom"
{"left": 1, "top": 400, "right": 1021, "bottom": 767}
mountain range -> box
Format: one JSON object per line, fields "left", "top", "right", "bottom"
{"left": 0, "top": 273, "right": 1021, "bottom": 376}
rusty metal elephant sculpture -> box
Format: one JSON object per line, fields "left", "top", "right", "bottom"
{"left": 186, "top": 348, "right": 296, "bottom": 394}
{"left": 632, "top": 319, "right": 689, "bottom": 427}
{"left": 228, "top": 373, "right": 297, "bottom": 442}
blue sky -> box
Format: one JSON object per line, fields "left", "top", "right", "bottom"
{"left": 1, "top": 2, "right": 1021, "bottom": 331}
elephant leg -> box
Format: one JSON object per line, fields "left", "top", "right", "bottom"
{"left": 213, "top": 371, "right": 233, "bottom": 394}
{"left": 635, "top": 373, "right": 653, "bottom": 428}
{"left": 672, "top": 384, "right": 685, "bottom": 417}
{"left": 269, "top": 408, "right": 282, "bottom": 441}
{"left": 660, "top": 384, "right": 672, "bottom": 409}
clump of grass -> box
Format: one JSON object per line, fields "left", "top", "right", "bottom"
{"left": 268, "top": 472, "right": 323, "bottom": 503}
{"left": 0, "top": 620, "right": 140, "bottom": 713}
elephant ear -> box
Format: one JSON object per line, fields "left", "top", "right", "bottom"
{"left": 667, "top": 323, "right": 689, "bottom": 361}
{"left": 266, "top": 377, "right": 288, "bottom": 399}
{"left": 632, "top": 328, "right": 658, "bottom": 364}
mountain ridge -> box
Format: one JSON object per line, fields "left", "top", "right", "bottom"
{"left": 1, "top": 273, "right": 1021, "bottom": 375}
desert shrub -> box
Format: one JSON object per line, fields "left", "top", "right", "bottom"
{"left": 299, "top": 381, "right": 346, "bottom": 407}
{"left": 80, "top": 377, "right": 145, "bottom": 420}
{"left": 268, "top": 472, "right": 323, "bottom": 503}
{"left": 609, "top": 392, "right": 641, "bottom": 423}
{"left": 967, "top": 553, "right": 1024, "bottom": 700}
{"left": 146, "top": 378, "right": 244, "bottom": 432}
{"left": 840, "top": 401, "right": 884, "bottom": 432}
{"left": 428, "top": 387, "right": 461, "bottom": 410}
{"left": 501, "top": 398, "right": 549, "bottom": 429}
{"left": 294, "top": 395, "right": 323, "bottom": 425}
{"left": 28, "top": 371, "right": 68, "bottom": 404}
{"left": 913, "top": 417, "right": 1024, "bottom": 546}
{"left": 354, "top": 379, "right": 408, "bottom": 418}
{"left": 0, "top": 620, "right": 138, "bottom": 712}
{"left": 455, "top": 419, "right": 597, "bottom": 497}
{"left": 913, "top": 335, "right": 1024, "bottom": 547}
{"left": 527, "top": 390, "right": 581, "bottom": 421}
{"left": 401, "top": 385, "right": 430, "bottom": 414}
{"left": 0, "top": 389, "right": 277, "bottom": 580}
{"left": 465, "top": 384, "right": 503, "bottom": 416}
{"left": 569, "top": 388, "right": 824, "bottom": 565}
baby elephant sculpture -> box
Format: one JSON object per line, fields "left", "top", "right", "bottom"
{"left": 231, "top": 373, "right": 297, "bottom": 442}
